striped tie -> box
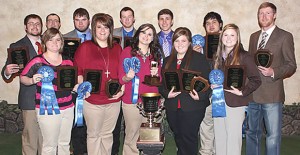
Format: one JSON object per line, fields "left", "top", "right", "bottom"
{"left": 163, "top": 35, "right": 170, "bottom": 57}
{"left": 258, "top": 32, "right": 268, "bottom": 49}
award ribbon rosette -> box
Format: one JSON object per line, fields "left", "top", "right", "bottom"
{"left": 74, "top": 81, "right": 92, "bottom": 127}
{"left": 209, "top": 69, "right": 226, "bottom": 117}
{"left": 123, "top": 57, "right": 141, "bottom": 104}
{"left": 192, "top": 34, "right": 205, "bottom": 47}
{"left": 37, "top": 66, "right": 60, "bottom": 115}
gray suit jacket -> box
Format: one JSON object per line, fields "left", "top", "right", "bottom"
{"left": 113, "top": 27, "right": 136, "bottom": 49}
{"left": 64, "top": 29, "right": 79, "bottom": 38}
{"left": 1, "top": 35, "right": 38, "bottom": 110}
{"left": 248, "top": 26, "right": 297, "bottom": 103}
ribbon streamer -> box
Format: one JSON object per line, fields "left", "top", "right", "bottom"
{"left": 209, "top": 69, "right": 226, "bottom": 117}
{"left": 38, "top": 66, "right": 60, "bottom": 115}
{"left": 74, "top": 81, "right": 92, "bottom": 127}
{"left": 123, "top": 57, "right": 141, "bottom": 103}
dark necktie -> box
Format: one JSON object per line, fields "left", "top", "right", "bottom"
{"left": 35, "top": 41, "right": 42, "bottom": 55}
{"left": 82, "top": 34, "right": 87, "bottom": 43}
{"left": 258, "top": 32, "right": 268, "bottom": 49}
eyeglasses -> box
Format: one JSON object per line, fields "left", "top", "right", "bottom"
{"left": 27, "top": 22, "right": 41, "bottom": 27}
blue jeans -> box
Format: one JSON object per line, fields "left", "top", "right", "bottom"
{"left": 246, "top": 102, "right": 282, "bottom": 155}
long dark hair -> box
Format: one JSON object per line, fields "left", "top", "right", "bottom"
{"left": 131, "top": 23, "right": 162, "bottom": 62}
{"left": 165, "top": 27, "right": 193, "bottom": 69}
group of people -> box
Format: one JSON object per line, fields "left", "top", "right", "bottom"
{"left": 1, "top": 2, "right": 296, "bottom": 155}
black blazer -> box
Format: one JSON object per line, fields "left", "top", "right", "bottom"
{"left": 1, "top": 36, "right": 38, "bottom": 110}
{"left": 159, "top": 51, "right": 211, "bottom": 111}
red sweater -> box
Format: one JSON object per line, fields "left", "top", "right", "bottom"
{"left": 74, "top": 41, "right": 122, "bottom": 105}
{"left": 119, "top": 47, "right": 161, "bottom": 104}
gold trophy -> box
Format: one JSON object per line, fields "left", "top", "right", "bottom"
{"left": 143, "top": 61, "right": 160, "bottom": 86}
{"left": 137, "top": 93, "right": 164, "bottom": 142}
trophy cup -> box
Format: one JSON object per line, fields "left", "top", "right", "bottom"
{"left": 144, "top": 61, "right": 160, "bottom": 86}
{"left": 137, "top": 93, "right": 164, "bottom": 142}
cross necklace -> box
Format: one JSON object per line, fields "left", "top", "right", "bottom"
{"left": 98, "top": 47, "right": 110, "bottom": 78}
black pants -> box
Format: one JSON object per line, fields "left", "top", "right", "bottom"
{"left": 166, "top": 108, "right": 205, "bottom": 155}
{"left": 111, "top": 106, "right": 124, "bottom": 155}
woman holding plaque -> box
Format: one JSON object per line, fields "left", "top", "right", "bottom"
{"left": 212, "top": 24, "right": 261, "bottom": 155}
{"left": 118, "top": 23, "right": 162, "bottom": 155}
{"left": 20, "top": 28, "right": 75, "bottom": 155}
{"left": 73, "top": 13, "right": 124, "bottom": 155}
{"left": 159, "top": 27, "right": 211, "bottom": 155}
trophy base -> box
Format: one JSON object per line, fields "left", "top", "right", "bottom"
{"left": 139, "top": 123, "right": 161, "bottom": 142}
{"left": 144, "top": 75, "right": 160, "bottom": 86}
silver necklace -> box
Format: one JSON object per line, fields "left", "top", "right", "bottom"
{"left": 138, "top": 48, "right": 150, "bottom": 62}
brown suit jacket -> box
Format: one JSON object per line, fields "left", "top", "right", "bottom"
{"left": 248, "top": 26, "right": 297, "bottom": 103}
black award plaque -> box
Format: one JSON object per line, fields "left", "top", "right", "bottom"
{"left": 205, "top": 33, "right": 220, "bottom": 60}
{"left": 162, "top": 69, "right": 181, "bottom": 92}
{"left": 63, "top": 37, "right": 81, "bottom": 60}
{"left": 84, "top": 69, "right": 102, "bottom": 93}
{"left": 181, "top": 69, "right": 201, "bottom": 92}
{"left": 191, "top": 76, "right": 210, "bottom": 93}
{"left": 113, "top": 36, "right": 122, "bottom": 45}
{"left": 105, "top": 79, "right": 121, "bottom": 98}
{"left": 224, "top": 65, "right": 246, "bottom": 90}
{"left": 255, "top": 49, "right": 273, "bottom": 68}
{"left": 124, "top": 37, "right": 133, "bottom": 48}
{"left": 57, "top": 66, "right": 78, "bottom": 91}
{"left": 7, "top": 46, "right": 30, "bottom": 73}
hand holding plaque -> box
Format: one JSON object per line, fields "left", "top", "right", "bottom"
{"left": 144, "top": 61, "right": 160, "bottom": 86}
{"left": 7, "top": 46, "right": 30, "bottom": 73}
{"left": 105, "top": 79, "right": 121, "bottom": 98}
{"left": 162, "top": 69, "right": 181, "bottom": 92}
{"left": 224, "top": 65, "right": 246, "bottom": 90}
{"left": 255, "top": 49, "right": 273, "bottom": 68}
{"left": 84, "top": 69, "right": 102, "bottom": 93}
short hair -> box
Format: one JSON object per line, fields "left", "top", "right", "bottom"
{"left": 42, "top": 28, "right": 64, "bottom": 53}
{"left": 46, "top": 13, "right": 60, "bottom": 22}
{"left": 91, "top": 13, "right": 114, "bottom": 48}
{"left": 73, "top": 8, "right": 90, "bottom": 20}
{"left": 120, "top": 7, "right": 134, "bottom": 18}
{"left": 157, "top": 9, "right": 173, "bottom": 20}
{"left": 203, "top": 12, "right": 223, "bottom": 30}
{"left": 258, "top": 2, "right": 277, "bottom": 14}
{"left": 24, "top": 14, "right": 42, "bottom": 26}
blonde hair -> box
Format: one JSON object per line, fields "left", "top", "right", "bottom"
{"left": 214, "top": 24, "right": 241, "bottom": 69}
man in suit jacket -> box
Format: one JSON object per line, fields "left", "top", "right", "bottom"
{"left": 113, "top": 7, "right": 136, "bottom": 49}
{"left": 64, "top": 8, "right": 91, "bottom": 43}
{"left": 64, "top": 7, "right": 91, "bottom": 155}
{"left": 1, "top": 14, "right": 43, "bottom": 155}
{"left": 111, "top": 7, "right": 136, "bottom": 155}
{"left": 246, "top": 2, "right": 296, "bottom": 155}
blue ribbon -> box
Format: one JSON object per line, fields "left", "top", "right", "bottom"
{"left": 74, "top": 81, "right": 92, "bottom": 127}
{"left": 192, "top": 34, "right": 205, "bottom": 47}
{"left": 123, "top": 57, "right": 141, "bottom": 103}
{"left": 209, "top": 69, "right": 226, "bottom": 117}
{"left": 38, "top": 66, "right": 60, "bottom": 115}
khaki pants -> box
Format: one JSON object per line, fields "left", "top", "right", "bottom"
{"left": 122, "top": 103, "right": 147, "bottom": 155}
{"left": 37, "top": 107, "right": 74, "bottom": 155}
{"left": 84, "top": 100, "right": 121, "bottom": 155}
{"left": 214, "top": 105, "right": 245, "bottom": 155}
{"left": 22, "top": 110, "right": 42, "bottom": 155}
{"left": 199, "top": 104, "right": 215, "bottom": 155}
